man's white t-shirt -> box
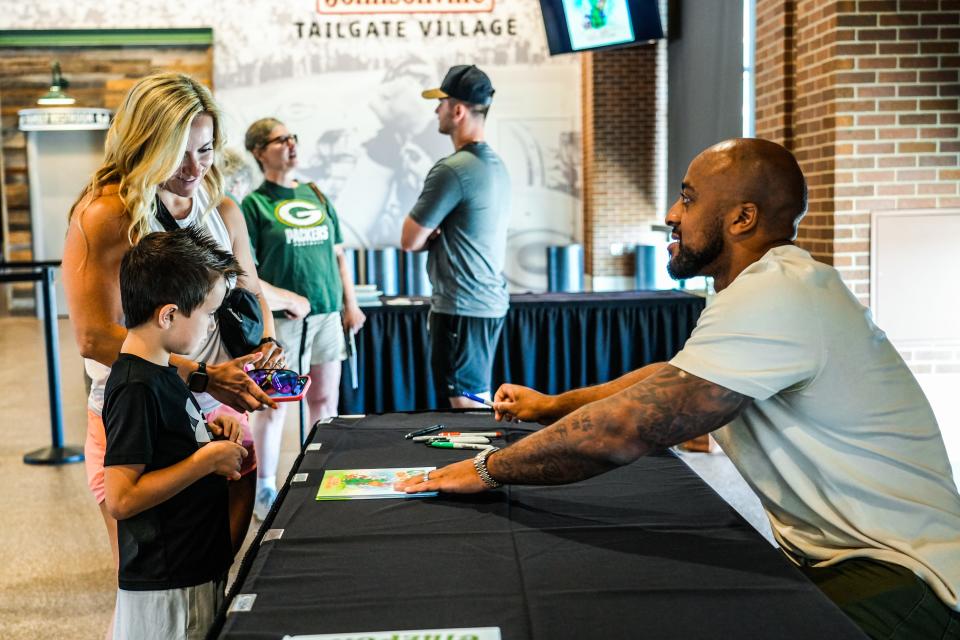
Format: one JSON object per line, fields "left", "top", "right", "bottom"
{"left": 670, "top": 245, "right": 960, "bottom": 611}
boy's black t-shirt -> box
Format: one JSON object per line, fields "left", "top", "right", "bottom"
{"left": 103, "top": 353, "right": 232, "bottom": 591}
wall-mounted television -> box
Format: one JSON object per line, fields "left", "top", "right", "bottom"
{"left": 539, "top": 0, "right": 664, "bottom": 55}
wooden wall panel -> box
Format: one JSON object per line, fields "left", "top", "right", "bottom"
{"left": 0, "top": 45, "right": 212, "bottom": 312}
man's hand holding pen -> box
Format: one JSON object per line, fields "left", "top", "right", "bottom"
{"left": 492, "top": 384, "right": 555, "bottom": 424}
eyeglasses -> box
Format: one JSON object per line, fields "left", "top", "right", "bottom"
{"left": 248, "top": 368, "right": 307, "bottom": 395}
{"left": 263, "top": 133, "right": 298, "bottom": 147}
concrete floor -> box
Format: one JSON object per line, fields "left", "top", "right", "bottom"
{"left": 0, "top": 314, "right": 775, "bottom": 639}
{"left": 676, "top": 448, "right": 774, "bottom": 544}
{"left": 0, "top": 317, "right": 114, "bottom": 639}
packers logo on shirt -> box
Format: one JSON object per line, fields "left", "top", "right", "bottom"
{"left": 274, "top": 200, "right": 326, "bottom": 227}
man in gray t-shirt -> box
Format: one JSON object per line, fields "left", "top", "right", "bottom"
{"left": 400, "top": 64, "right": 511, "bottom": 408}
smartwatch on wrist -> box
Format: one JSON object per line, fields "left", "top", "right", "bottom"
{"left": 187, "top": 361, "right": 209, "bottom": 393}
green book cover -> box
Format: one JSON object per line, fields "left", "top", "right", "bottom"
{"left": 315, "top": 467, "right": 438, "bottom": 500}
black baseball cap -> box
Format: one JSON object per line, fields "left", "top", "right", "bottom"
{"left": 422, "top": 65, "right": 495, "bottom": 106}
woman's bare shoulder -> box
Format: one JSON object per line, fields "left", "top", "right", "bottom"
{"left": 69, "top": 186, "right": 130, "bottom": 246}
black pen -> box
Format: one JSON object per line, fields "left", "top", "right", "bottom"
{"left": 404, "top": 424, "right": 444, "bottom": 439}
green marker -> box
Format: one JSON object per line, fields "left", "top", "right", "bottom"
{"left": 428, "top": 441, "right": 494, "bottom": 451}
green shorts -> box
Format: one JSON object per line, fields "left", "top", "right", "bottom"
{"left": 792, "top": 553, "right": 960, "bottom": 639}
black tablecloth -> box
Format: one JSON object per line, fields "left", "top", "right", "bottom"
{"left": 213, "top": 413, "right": 866, "bottom": 640}
{"left": 341, "top": 291, "right": 705, "bottom": 414}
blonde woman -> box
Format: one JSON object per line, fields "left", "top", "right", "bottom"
{"left": 62, "top": 73, "right": 282, "bottom": 634}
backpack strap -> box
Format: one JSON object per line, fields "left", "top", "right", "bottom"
{"left": 154, "top": 194, "right": 181, "bottom": 232}
{"left": 306, "top": 182, "right": 328, "bottom": 209}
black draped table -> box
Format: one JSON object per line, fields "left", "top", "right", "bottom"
{"left": 340, "top": 291, "right": 706, "bottom": 414}
{"left": 212, "top": 413, "right": 866, "bottom": 640}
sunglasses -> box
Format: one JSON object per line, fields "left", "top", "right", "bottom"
{"left": 264, "top": 133, "right": 298, "bottom": 147}
{"left": 248, "top": 368, "right": 307, "bottom": 395}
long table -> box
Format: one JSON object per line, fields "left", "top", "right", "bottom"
{"left": 212, "top": 412, "right": 867, "bottom": 640}
{"left": 340, "top": 291, "right": 706, "bottom": 414}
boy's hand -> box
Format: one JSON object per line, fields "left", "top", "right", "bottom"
{"left": 196, "top": 441, "right": 248, "bottom": 480}
{"left": 208, "top": 415, "right": 243, "bottom": 444}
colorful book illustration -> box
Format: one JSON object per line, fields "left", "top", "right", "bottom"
{"left": 315, "top": 467, "right": 438, "bottom": 500}
{"left": 284, "top": 627, "right": 501, "bottom": 640}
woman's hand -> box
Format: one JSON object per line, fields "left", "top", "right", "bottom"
{"left": 283, "top": 291, "right": 311, "bottom": 320}
{"left": 342, "top": 303, "right": 366, "bottom": 335}
{"left": 206, "top": 353, "right": 278, "bottom": 412}
{"left": 251, "top": 338, "right": 286, "bottom": 370}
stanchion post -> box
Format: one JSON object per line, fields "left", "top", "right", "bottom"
{"left": 23, "top": 266, "right": 83, "bottom": 465}
{"left": 42, "top": 266, "right": 63, "bottom": 447}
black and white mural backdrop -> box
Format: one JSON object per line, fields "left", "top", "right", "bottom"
{"left": 7, "top": 0, "right": 583, "bottom": 291}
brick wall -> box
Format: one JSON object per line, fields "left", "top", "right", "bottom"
{"left": 755, "top": 0, "right": 960, "bottom": 305}
{"left": 793, "top": 0, "right": 841, "bottom": 266}
{"left": 0, "top": 47, "right": 212, "bottom": 312}
{"left": 755, "top": 0, "right": 796, "bottom": 148}
{"left": 833, "top": 0, "right": 959, "bottom": 301}
{"left": 581, "top": 40, "right": 667, "bottom": 281}
{"left": 896, "top": 342, "right": 960, "bottom": 375}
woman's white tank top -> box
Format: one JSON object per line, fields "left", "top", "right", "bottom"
{"left": 84, "top": 187, "right": 233, "bottom": 415}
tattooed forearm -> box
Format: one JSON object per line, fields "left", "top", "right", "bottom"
{"left": 487, "top": 365, "right": 751, "bottom": 486}
{"left": 549, "top": 362, "right": 668, "bottom": 420}
{"left": 623, "top": 366, "right": 751, "bottom": 448}
{"left": 491, "top": 409, "right": 622, "bottom": 484}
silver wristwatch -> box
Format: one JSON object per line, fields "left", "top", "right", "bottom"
{"left": 473, "top": 446, "right": 502, "bottom": 489}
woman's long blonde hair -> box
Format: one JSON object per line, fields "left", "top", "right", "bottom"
{"left": 71, "top": 72, "right": 226, "bottom": 246}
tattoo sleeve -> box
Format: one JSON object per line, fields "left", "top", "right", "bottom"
{"left": 488, "top": 365, "right": 751, "bottom": 485}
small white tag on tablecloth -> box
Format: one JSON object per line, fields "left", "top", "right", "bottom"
{"left": 292, "top": 473, "right": 309, "bottom": 483}
{"left": 261, "top": 529, "right": 284, "bottom": 544}
{"left": 306, "top": 443, "right": 323, "bottom": 452}
{"left": 228, "top": 594, "right": 256, "bottom": 613}
{"left": 283, "top": 627, "right": 501, "bottom": 640}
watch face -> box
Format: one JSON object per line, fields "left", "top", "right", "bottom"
{"left": 188, "top": 372, "right": 209, "bottom": 393}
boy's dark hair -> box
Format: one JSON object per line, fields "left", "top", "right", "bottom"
{"left": 120, "top": 226, "right": 244, "bottom": 329}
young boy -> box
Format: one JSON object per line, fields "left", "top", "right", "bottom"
{"left": 103, "top": 227, "right": 249, "bottom": 639}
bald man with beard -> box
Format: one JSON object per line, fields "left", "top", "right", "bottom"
{"left": 398, "top": 139, "right": 960, "bottom": 639}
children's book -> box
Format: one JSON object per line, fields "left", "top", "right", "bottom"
{"left": 315, "top": 467, "right": 438, "bottom": 500}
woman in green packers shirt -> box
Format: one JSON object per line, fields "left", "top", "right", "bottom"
{"left": 242, "top": 118, "right": 366, "bottom": 519}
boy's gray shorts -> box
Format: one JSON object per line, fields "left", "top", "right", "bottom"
{"left": 113, "top": 578, "right": 225, "bottom": 640}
